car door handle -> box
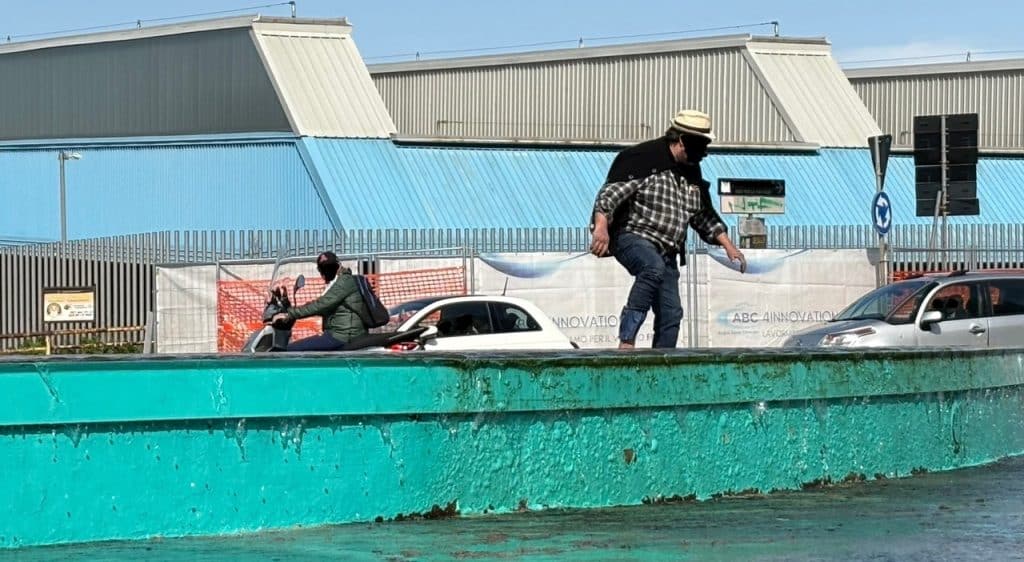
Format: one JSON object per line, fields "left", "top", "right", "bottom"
{"left": 969, "top": 324, "right": 987, "bottom": 335}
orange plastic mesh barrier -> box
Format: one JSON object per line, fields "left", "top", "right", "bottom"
{"left": 217, "top": 267, "right": 466, "bottom": 352}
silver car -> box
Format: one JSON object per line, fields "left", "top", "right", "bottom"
{"left": 783, "top": 271, "right": 1024, "bottom": 349}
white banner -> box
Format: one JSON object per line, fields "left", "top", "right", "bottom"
{"left": 474, "top": 252, "right": 699, "bottom": 349}
{"left": 154, "top": 250, "right": 875, "bottom": 352}
{"left": 704, "top": 248, "right": 876, "bottom": 347}
{"left": 155, "top": 264, "right": 219, "bottom": 353}
{"left": 474, "top": 249, "right": 874, "bottom": 349}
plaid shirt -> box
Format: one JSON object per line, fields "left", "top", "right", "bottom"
{"left": 593, "top": 168, "right": 727, "bottom": 254}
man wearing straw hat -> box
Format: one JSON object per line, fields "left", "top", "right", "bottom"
{"left": 590, "top": 109, "right": 746, "bottom": 349}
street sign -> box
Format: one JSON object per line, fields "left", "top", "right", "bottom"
{"left": 717, "top": 178, "right": 785, "bottom": 197}
{"left": 718, "top": 178, "right": 786, "bottom": 215}
{"left": 720, "top": 195, "right": 785, "bottom": 215}
{"left": 868, "top": 134, "right": 892, "bottom": 189}
{"left": 872, "top": 191, "right": 892, "bottom": 237}
{"left": 868, "top": 133, "right": 895, "bottom": 288}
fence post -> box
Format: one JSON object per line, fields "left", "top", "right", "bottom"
{"left": 142, "top": 311, "right": 154, "bottom": 355}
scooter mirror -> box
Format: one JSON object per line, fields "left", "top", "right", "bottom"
{"left": 294, "top": 274, "right": 306, "bottom": 292}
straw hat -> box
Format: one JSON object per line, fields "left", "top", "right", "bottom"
{"left": 670, "top": 109, "right": 715, "bottom": 141}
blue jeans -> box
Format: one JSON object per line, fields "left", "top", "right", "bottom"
{"left": 287, "top": 332, "right": 346, "bottom": 352}
{"left": 613, "top": 232, "right": 683, "bottom": 348}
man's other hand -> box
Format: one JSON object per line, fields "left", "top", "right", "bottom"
{"left": 590, "top": 212, "right": 611, "bottom": 256}
{"left": 590, "top": 227, "right": 610, "bottom": 257}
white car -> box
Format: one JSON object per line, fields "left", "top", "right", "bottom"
{"left": 389, "top": 295, "right": 577, "bottom": 351}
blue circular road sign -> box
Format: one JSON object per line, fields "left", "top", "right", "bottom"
{"left": 872, "top": 191, "right": 892, "bottom": 236}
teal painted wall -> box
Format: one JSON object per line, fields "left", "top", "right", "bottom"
{"left": 2, "top": 349, "right": 1023, "bottom": 548}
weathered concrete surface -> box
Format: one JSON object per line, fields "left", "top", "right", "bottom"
{"left": 14, "top": 456, "right": 1024, "bottom": 561}
{"left": 1, "top": 347, "right": 1022, "bottom": 548}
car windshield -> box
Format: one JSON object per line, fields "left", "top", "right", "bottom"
{"left": 388, "top": 297, "right": 449, "bottom": 322}
{"left": 833, "top": 279, "right": 935, "bottom": 324}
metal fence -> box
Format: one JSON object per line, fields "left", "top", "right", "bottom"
{"left": 3, "top": 224, "right": 1021, "bottom": 263}
{"left": 2, "top": 224, "right": 1022, "bottom": 352}
{"left": 0, "top": 252, "right": 154, "bottom": 352}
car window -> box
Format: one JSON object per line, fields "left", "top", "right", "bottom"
{"left": 924, "top": 283, "right": 982, "bottom": 320}
{"left": 412, "top": 310, "right": 441, "bottom": 328}
{"left": 835, "top": 279, "right": 933, "bottom": 324}
{"left": 490, "top": 303, "right": 541, "bottom": 334}
{"left": 987, "top": 279, "right": 1024, "bottom": 317}
{"left": 430, "top": 301, "right": 493, "bottom": 337}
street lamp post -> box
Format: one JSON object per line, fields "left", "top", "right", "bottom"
{"left": 58, "top": 151, "right": 81, "bottom": 244}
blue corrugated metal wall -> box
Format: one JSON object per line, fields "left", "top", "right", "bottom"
{"left": 3, "top": 136, "right": 1021, "bottom": 242}
{"left": 299, "top": 139, "right": 610, "bottom": 230}
{"left": 302, "top": 139, "right": 1024, "bottom": 229}
{"left": 0, "top": 140, "right": 332, "bottom": 242}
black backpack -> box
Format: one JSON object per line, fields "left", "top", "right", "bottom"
{"left": 352, "top": 274, "right": 390, "bottom": 328}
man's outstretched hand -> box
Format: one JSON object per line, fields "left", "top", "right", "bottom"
{"left": 717, "top": 233, "right": 747, "bottom": 273}
{"left": 726, "top": 245, "right": 747, "bottom": 273}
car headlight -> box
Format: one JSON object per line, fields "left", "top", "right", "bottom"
{"left": 819, "top": 327, "right": 876, "bottom": 347}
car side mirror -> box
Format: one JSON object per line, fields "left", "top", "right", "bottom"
{"left": 419, "top": 325, "right": 439, "bottom": 342}
{"left": 920, "top": 310, "right": 943, "bottom": 327}
{"left": 294, "top": 274, "right": 306, "bottom": 292}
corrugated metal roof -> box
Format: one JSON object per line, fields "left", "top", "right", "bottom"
{"left": 302, "top": 139, "right": 1024, "bottom": 229}
{"left": 373, "top": 47, "right": 796, "bottom": 145}
{"left": 0, "top": 28, "right": 292, "bottom": 141}
{"left": 0, "top": 16, "right": 395, "bottom": 141}
{"left": 369, "top": 35, "right": 880, "bottom": 149}
{"left": 367, "top": 34, "right": 821, "bottom": 71}
{"left": 748, "top": 45, "right": 881, "bottom": 148}
{"left": 845, "top": 58, "right": 1024, "bottom": 78}
{"left": 0, "top": 141, "right": 332, "bottom": 241}
{"left": 848, "top": 68, "right": 1024, "bottom": 151}
{"left": 1, "top": 15, "right": 251, "bottom": 53}
{"left": 0, "top": 15, "right": 343, "bottom": 54}
{"left": 253, "top": 24, "right": 397, "bottom": 138}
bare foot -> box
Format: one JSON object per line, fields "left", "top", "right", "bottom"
{"left": 618, "top": 341, "right": 635, "bottom": 350}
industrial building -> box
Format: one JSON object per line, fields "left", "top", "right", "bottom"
{"left": 847, "top": 58, "right": 1024, "bottom": 152}
{"left": 0, "top": 15, "right": 1022, "bottom": 247}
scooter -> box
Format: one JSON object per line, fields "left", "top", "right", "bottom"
{"left": 240, "top": 274, "right": 432, "bottom": 353}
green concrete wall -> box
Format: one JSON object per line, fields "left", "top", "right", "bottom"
{"left": 2, "top": 348, "right": 1023, "bottom": 548}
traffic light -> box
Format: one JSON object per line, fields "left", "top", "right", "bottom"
{"left": 913, "top": 113, "right": 979, "bottom": 217}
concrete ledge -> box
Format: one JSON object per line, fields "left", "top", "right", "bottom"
{"left": 2, "top": 347, "right": 1023, "bottom": 548}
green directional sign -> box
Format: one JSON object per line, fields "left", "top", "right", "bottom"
{"left": 717, "top": 178, "right": 786, "bottom": 215}
{"left": 720, "top": 195, "right": 786, "bottom": 215}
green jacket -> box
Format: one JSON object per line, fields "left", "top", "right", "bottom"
{"left": 287, "top": 274, "right": 368, "bottom": 343}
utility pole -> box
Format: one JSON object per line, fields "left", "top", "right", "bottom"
{"left": 58, "top": 151, "right": 82, "bottom": 244}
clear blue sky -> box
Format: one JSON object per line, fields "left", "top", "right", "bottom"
{"left": 4, "top": 0, "right": 1022, "bottom": 67}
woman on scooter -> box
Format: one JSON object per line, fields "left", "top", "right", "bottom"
{"left": 271, "top": 251, "right": 368, "bottom": 351}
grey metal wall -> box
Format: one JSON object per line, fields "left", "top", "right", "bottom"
{"left": 0, "top": 29, "right": 291, "bottom": 140}
{"left": 0, "top": 252, "right": 153, "bottom": 349}
{"left": 371, "top": 49, "right": 795, "bottom": 144}
{"left": 849, "top": 70, "right": 1024, "bottom": 150}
